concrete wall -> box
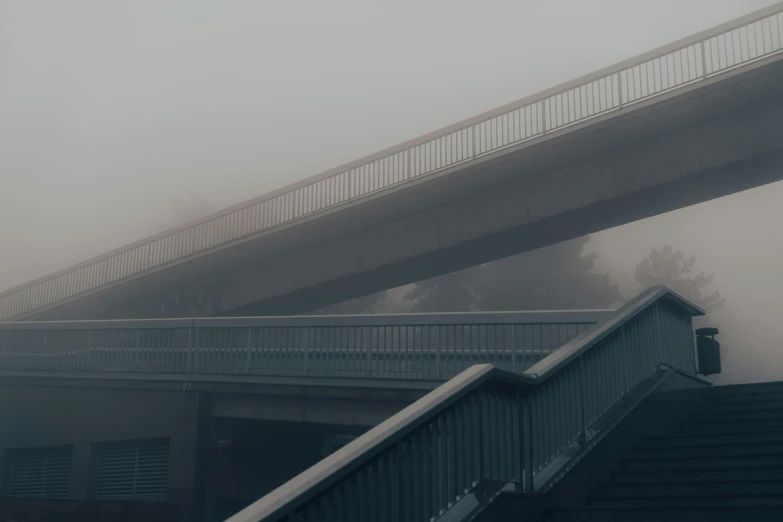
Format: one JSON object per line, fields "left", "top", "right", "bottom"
{"left": 0, "top": 497, "right": 180, "bottom": 522}
{"left": 203, "top": 417, "right": 368, "bottom": 522}
{"left": 0, "top": 373, "right": 422, "bottom": 521}
{"left": 0, "top": 384, "right": 202, "bottom": 520}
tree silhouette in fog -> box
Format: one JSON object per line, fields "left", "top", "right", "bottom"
{"left": 635, "top": 244, "right": 725, "bottom": 313}
{"left": 406, "top": 236, "right": 622, "bottom": 312}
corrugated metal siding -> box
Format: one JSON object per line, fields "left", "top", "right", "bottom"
{"left": 95, "top": 437, "right": 170, "bottom": 500}
{"left": 7, "top": 445, "right": 72, "bottom": 498}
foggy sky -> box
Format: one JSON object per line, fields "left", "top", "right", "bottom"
{"left": 1, "top": 1, "right": 781, "bottom": 381}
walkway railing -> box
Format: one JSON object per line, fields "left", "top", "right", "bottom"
{"left": 1, "top": 3, "right": 782, "bottom": 321}
{"left": 0, "top": 310, "right": 610, "bottom": 381}
{"left": 226, "top": 286, "right": 704, "bottom": 522}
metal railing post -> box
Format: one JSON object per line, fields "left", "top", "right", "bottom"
{"left": 187, "top": 328, "right": 194, "bottom": 373}
{"left": 393, "top": 441, "right": 401, "bottom": 522}
{"left": 86, "top": 330, "right": 92, "bottom": 371}
{"left": 245, "top": 328, "right": 253, "bottom": 374}
{"left": 522, "top": 393, "right": 534, "bottom": 493}
{"left": 701, "top": 40, "right": 708, "bottom": 77}
{"left": 303, "top": 328, "right": 309, "bottom": 377}
{"left": 578, "top": 357, "right": 587, "bottom": 444}
{"left": 134, "top": 329, "right": 141, "bottom": 371}
{"left": 436, "top": 326, "right": 442, "bottom": 380}
{"left": 367, "top": 328, "right": 373, "bottom": 378}
{"left": 542, "top": 99, "right": 549, "bottom": 135}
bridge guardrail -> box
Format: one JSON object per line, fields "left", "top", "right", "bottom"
{"left": 0, "top": 310, "right": 609, "bottom": 381}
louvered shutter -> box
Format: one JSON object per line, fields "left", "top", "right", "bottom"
{"left": 95, "top": 437, "right": 169, "bottom": 499}
{"left": 7, "top": 445, "right": 72, "bottom": 498}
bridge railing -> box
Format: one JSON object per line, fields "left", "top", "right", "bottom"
{"left": 0, "top": 310, "right": 611, "bottom": 381}
{"left": 225, "top": 286, "right": 704, "bottom": 522}
{"left": 1, "top": 4, "right": 782, "bottom": 321}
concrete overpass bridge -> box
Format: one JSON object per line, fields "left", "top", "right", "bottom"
{"left": 0, "top": 307, "right": 610, "bottom": 430}
{"left": 0, "top": 308, "right": 609, "bottom": 385}
{"left": 3, "top": 3, "right": 783, "bottom": 322}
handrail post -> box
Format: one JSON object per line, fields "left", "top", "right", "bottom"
{"left": 366, "top": 328, "right": 373, "bottom": 378}
{"left": 43, "top": 330, "right": 48, "bottom": 369}
{"left": 303, "top": 328, "right": 309, "bottom": 377}
{"left": 654, "top": 302, "right": 664, "bottom": 369}
{"left": 134, "top": 329, "right": 141, "bottom": 371}
{"left": 522, "top": 393, "right": 534, "bottom": 493}
{"left": 701, "top": 40, "right": 708, "bottom": 78}
{"left": 187, "top": 328, "right": 194, "bottom": 373}
{"left": 393, "top": 441, "right": 401, "bottom": 522}
{"left": 245, "top": 328, "right": 252, "bottom": 374}
{"left": 478, "top": 390, "right": 485, "bottom": 493}
{"left": 86, "top": 330, "right": 92, "bottom": 371}
{"left": 578, "top": 357, "right": 587, "bottom": 444}
{"left": 436, "top": 326, "right": 442, "bottom": 380}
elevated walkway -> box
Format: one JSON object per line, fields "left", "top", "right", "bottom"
{"left": 0, "top": 310, "right": 610, "bottom": 384}
{"left": 3, "top": 3, "right": 783, "bottom": 321}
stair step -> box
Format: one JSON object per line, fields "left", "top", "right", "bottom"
{"left": 633, "top": 443, "right": 783, "bottom": 459}
{"left": 680, "top": 418, "right": 783, "bottom": 434}
{"left": 643, "top": 430, "right": 783, "bottom": 448}
{"left": 706, "top": 382, "right": 783, "bottom": 396}
{"left": 699, "top": 399, "right": 783, "bottom": 413}
{"left": 588, "top": 494, "right": 783, "bottom": 508}
{"left": 545, "top": 507, "right": 783, "bottom": 522}
{"left": 701, "top": 390, "right": 783, "bottom": 405}
{"left": 596, "top": 480, "right": 783, "bottom": 498}
{"left": 612, "top": 466, "right": 783, "bottom": 484}
{"left": 688, "top": 408, "right": 783, "bottom": 423}
{"left": 623, "top": 454, "right": 783, "bottom": 472}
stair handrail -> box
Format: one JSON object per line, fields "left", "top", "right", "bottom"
{"left": 526, "top": 285, "right": 704, "bottom": 382}
{"left": 226, "top": 286, "right": 704, "bottom": 522}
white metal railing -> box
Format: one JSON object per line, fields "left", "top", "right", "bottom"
{"left": 225, "top": 286, "right": 705, "bottom": 522}
{"left": 1, "top": 3, "right": 782, "bottom": 321}
{"left": 0, "top": 310, "right": 610, "bottom": 381}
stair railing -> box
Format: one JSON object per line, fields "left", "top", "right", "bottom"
{"left": 226, "top": 286, "right": 704, "bottom": 522}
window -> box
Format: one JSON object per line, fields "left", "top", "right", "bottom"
{"left": 94, "top": 437, "right": 169, "bottom": 500}
{"left": 6, "top": 445, "right": 72, "bottom": 499}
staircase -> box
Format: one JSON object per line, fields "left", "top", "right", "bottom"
{"left": 546, "top": 381, "right": 783, "bottom": 521}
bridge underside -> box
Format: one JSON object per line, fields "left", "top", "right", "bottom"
{"left": 26, "top": 55, "right": 783, "bottom": 320}
{"left": 0, "top": 370, "right": 429, "bottom": 426}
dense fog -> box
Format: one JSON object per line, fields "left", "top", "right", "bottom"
{"left": 1, "top": 0, "right": 781, "bottom": 384}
